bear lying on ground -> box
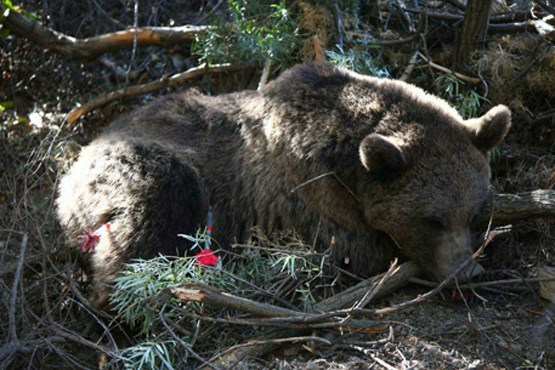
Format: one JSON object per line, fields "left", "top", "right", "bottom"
{"left": 57, "top": 63, "right": 511, "bottom": 308}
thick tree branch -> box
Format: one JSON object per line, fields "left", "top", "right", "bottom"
{"left": 0, "top": 8, "right": 207, "bottom": 60}
{"left": 172, "top": 284, "right": 303, "bottom": 318}
{"left": 66, "top": 63, "right": 252, "bottom": 124}
{"left": 482, "top": 190, "right": 555, "bottom": 227}
{"left": 171, "top": 279, "right": 392, "bottom": 330}
{"left": 405, "top": 8, "right": 530, "bottom": 23}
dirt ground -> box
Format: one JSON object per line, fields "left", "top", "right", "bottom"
{"left": 1, "top": 1, "right": 554, "bottom": 369}
{"left": 253, "top": 286, "right": 554, "bottom": 369}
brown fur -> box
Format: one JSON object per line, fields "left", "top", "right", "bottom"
{"left": 57, "top": 63, "right": 511, "bottom": 307}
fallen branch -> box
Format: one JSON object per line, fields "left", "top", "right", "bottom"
{"left": 204, "top": 261, "right": 422, "bottom": 368}
{"left": 399, "top": 52, "right": 419, "bottom": 82}
{"left": 525, "top": 109, "right": 555, "bottom": 125}
{"left": 482, "top": 190, "right": 555, "bottom": 228}
{"left": 416, "top": 52, "right": 481, "bottom": 84}
{"left": 535, "top": 0, "right": 555, "bottom": 17}
{"left": 346, "top": 31, "right": 420, "bottom": 45}
{"left": 405, "top": 8, "right": 530, "bottom": 23}
{"left": 66, "top": 63, "right": 252, "bottom": 124}
{"left": 444, "top": 0, "right": 466, "bottom": 11}
{"left": 360, "top": 226, "right": 499, "bottom": 317}
{"left": 314, "top": 261, "right": 421, "bottom": 312}
{"left": 170, "top": 283, "right": 387, "bottom": 330}
{"left": 0, "top": 8, "right": 207, "bottom": 60}
{"left": 488, "top": 21, "right": 535, "bottom": 33}
{"left": 410, "top": 275, "right": 555, "bottom": 290}
{"left": 172, "top": 283, "right": 302, "bottom": 318}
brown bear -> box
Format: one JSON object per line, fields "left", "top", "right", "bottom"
{"left": 57, "top": 63, "right": 511, "bottom": 308}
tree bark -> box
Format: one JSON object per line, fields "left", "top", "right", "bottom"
{"left": 481, "top": 190, "right": 555, "bottom": 227}
{"left": 0, "top": 7, "right": 207, "bottom": 60}
{"left": 455, "top": 0, "right": 494, "bottom": 68}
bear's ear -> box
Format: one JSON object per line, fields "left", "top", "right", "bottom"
{"left": 359, "top": 134, "right": 407, "bottom": 176}
{"left": 463, "top": 105, "right": 511, "bottom": 153}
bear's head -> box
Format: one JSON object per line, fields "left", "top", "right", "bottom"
{"left": 359, "top": 105, "right": 511, "bottom": 282}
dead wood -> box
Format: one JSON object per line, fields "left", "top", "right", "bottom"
{"left": 170, "top": 283, "right": 387, "bottom": 330}
{"left": 66, "top": 63, "right": 252, "bottom": 124}
{"left": 405, "top": 8, "right": 530, "bottom": 24}
{"left": 314, "top": 261, "right": 422, "bottom": 312}
{"left": 482, "top": 190, "right": 555, "bottom": 228}
{"left": 8, "top": 234, "right": 27, "bottom": 344}
{"left": 410, "top": 275, "right": 555, "bottom": 290}
{"left": 535, "top": 0, "right": 555, "bottom": 16}
{"left": 443, "top": 0, "right": 466, "bottom": 11}
{"left": 172, "top": 283, "right": 303, "bottom": 318}
{"left": 0, "top": 8, "right": 207, "bottom": 60}
{"left": 488, "top": 21, "right": 536, "bottom": 33}
{"left": 412, "top": 51, "right": 481, "bottom": 84}
{"left": 201, "top": 261, "right": 422, "bottom": 368}
{"left": 179, "top": 261, "right": 417, "bottom": 320}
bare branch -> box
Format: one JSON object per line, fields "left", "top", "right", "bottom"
{"left": 535, "top": 0, "right": 555, "bottom": 16}
{"left": 66, "top": 63, "right": 252, "bottom": 124}
{"left": 416, "top": 52, "right": 482, "bottom": 84}
{"left": 314, "top": 261, "right": 422, "bottom": 312}
{"left": 444, "top": 0, "right": 466, "bottom": 11}
{"left": 9, "top": 234, "right": 27, "bottom": 343}
{"left": 480, "top": 190, "right": 555, "bottom": 228}
{"left": 0, "top": 8, "right": 208, "bottom": 60}
{"left": 171, "top": 283, "right": 303, "bottom": 318}
{"left": 170, "top": 283, "right": 387, "bottom": 330}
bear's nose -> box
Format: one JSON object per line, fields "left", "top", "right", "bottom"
{"left": 453, "top": 261, "right": 485, "bottom": 283}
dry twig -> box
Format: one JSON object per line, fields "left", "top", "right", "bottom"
{"left": 416, "top": 52, "right": 481, "bottom": 84}
{"left": 8, "top": 234, "right": 27, "bottom": 343}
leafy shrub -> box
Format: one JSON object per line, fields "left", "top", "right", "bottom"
{"left": 193, "top": 0, "right": 299, "bottom": 68}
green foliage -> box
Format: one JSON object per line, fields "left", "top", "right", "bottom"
{"left": 192, "top": 0, "right": 299, "bottom": 67}
{"left": 111, "top": 255, "right": 221, "bottom": 334}
{"left": 109, "top": 229, "right": 333, "bottom": 367}
{"left": 1, "top": 1, "right": 41, "bottom": 36}
{"left": 0, "top": 100, "right": 13, "bottom": 111}
{"left": 1, "top": 1, "right": 40, "bottom": 19}
{"left": 1, "top": 0, "right": 15, "bottom": 10}
{"left": 435, "top": 73, "right": 489, "bottom": 119}
{"left": 327, "top": 43, "right": 390, "bottom": 78}
{"left": 120, "top": 341, "right": 178, "bottom": 370}
{"left": 489, "top": 146, "right": 505, "bottom": 165}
